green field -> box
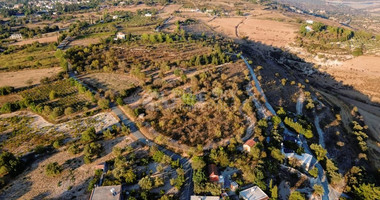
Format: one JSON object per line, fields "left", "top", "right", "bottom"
{"left": 0, "top": 44, "right": 59, "bottom": 71}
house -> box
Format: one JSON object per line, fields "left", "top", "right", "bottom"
{"left": 112, "top": 15, "right": 118, "bottom": 19}
{"left": 239, "top": 186, "right": 269, "bottom": 200}
{"left": 306, "top": 26, "right": 314, "bottom": 32}
{"left": 208, "top": 164, "right": 219, "bottom": 182}
{"left": 9, "top": 33, "right": 23, "bottom": 40}
{"left": 89, "top": 185, "right": 122, "bottom": 200}
{"left": 230, "top": 181, "right": 238, "bottom": 192}
{"left": 115, "top": 32, "right": 126, "bottom": 40}
{"left": 190, "top": 196, "right": 220, "bottom": 200}
{"left": 144, "top": 13, "right": 152, "bottom": 17}
{"left": 306, "top": 20, "right": 314, "bottom": 24}
{"left": 243, "top": 139, "right": 256, "bottom": 152}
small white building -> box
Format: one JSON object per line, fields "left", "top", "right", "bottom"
{"left": 306, "top": 20, "right": 314, "bottom": 24}
{"left": 9, "top": 33, "right": 23, "bottom": 40}
{"left": 239, "top": 186, "right": 269, "bottom": 200}
{"left": 306, "top": 26, "right": 314, "bottom": 32}
{"left": 145, "top": 13, "right": 152, "bottom": 17}
{"left": 115, "top": 32, "right": 126, "bottom": 40}
{"left": 112, "top": 15, "right": 118, "bottom": 20}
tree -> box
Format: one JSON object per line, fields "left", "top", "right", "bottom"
{"left": 313, "top": 184, "right": 324, "bottom": 196}
{"left": 271, "top": 185, "right": 278, "bottom": 199}
{"left": 124, "top": 168, "right": 136, "bottom": 184}
{"left": 181, "top": 93, "right": 196, "bottom": 106}
{"left": 49, "top": 90, "right": 57, "bottom": 100}
{"left": 98, "top": 98, "right": 110, "bottom": 110}
{"left": 0, "top": 152, "right": 22, "bottom": 177}
{"left": 116, "top": 97, "right": 123, "bottom": 106}
{"left": 64, "top": 107, "right": 74, "bottom": 116}
{"left": 289, "top": 191, "right": 305, "bottom": 200}
{"left": 45, "top": 162, "right": 62, "bottom": 176}
{"left": 191, "top": 156, "right": 206, "bottom": 170}
{"left": 353, "top": 183, "right": 380, "bottom": 200}
{"left": 310, "top": 144, "right": 327, "bottom": 161}
{"left": 139, "top": 176, "right": 153, "bottom": 190}
{"left": 81, "top": 127, "right": 97, "bottom": 142}
{"left": 308, "top": 167, "right": 318, "bottom": 178}
{"left": 270, "top": 148, "right": 285, "bottom": 163}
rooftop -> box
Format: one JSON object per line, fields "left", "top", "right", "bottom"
{"left": 244, "top": 139, "right": 256, "bottom": 147}
{"left": 90, "top": 185, "right": 122, "bottom": 200}
{"left": 239, "top": 186, "right": 269, "bottom": 200}
{"left": 190, "top": 196, "right": 220, "bottom": 200}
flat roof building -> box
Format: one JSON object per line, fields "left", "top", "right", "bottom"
{"left": 89, "top": 185, "right": 122, "bottom": 200}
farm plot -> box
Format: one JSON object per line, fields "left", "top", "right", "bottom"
{"left": 0, "top": 44, "right": 59, "bottom": 71}
{"left": 20, "top": 79, "right": 95, "bottom": 121}
{"left": 0, "top": 111, "right": 118, "bottom": 155}
{"left": 79, "top": 73, "right": 140, "bottom": 92}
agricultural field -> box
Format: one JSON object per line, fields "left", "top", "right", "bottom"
{"left": 0, "top": 43, "right": 59, "bottom": 71}
{"left": 19, "top": 79, "right": 96, "bottom": 122}
{"left": 0, "top": 111, "right": 118, "bottom": 155}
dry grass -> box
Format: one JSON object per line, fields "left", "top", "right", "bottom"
{"left": 79, "top": 73, "right": 140, "bottom": 92}
{"left": 0, "top": 67, "right": 62, "bottom": 88}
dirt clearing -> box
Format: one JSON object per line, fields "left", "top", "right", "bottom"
{"left": 79, "top": 73, "right": 140, "bottom": 92}
{"left": 0, "top": 67, "right": 62, "bottom": 88}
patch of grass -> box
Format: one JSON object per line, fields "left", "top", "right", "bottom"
{"left": 0, "top": 44, "right": 59, "bottom": 71}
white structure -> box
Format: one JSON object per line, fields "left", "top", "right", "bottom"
{"left": 9, "top": 33, "right": 23, "bottom": 40}
{"left": 239, "top": 186, "right": 269, "bottom": 200}
{"left": 306, "top": 20, "right": 314, "bottom": 24}
{"left": 306, "top": 26, "right": 314, "bottom": 32}
{"left": 145, "top": 13, "right": 152, "bottom": 17}
{"left": 219, "top": 175, "right": 224, "bottom": 185}
{"left": 190, "top": 196, "right": 220, "bottom": 200}
{"left": 112, "top": 15, "right": 118, "bottom": 19}
{"left": 115, "top": 32, "right": 126, "bottom": 40}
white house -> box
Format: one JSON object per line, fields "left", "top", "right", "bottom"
{"left": 115, "top": 32, "right": 126, "bottom": 40}
{"left": 145, "top": 13, "right": 152, "bottom": 17}
{"left": 112, "top": 15, "right": 118, "bottom": 20}
{"left": 239, "top": 186, "right": 269, "bottom": 200}
{"left": 9, "top": 33, "right": 23, "bottom": 40}
{"left": 306, "top": 20, "right": 314, "bottom": 24}
{"left": 306, "top": 26, "right": 314, "bottom": 32}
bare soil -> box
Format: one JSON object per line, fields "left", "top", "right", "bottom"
{"left": 0, "top": 67, "right": 62, "bottom": 88}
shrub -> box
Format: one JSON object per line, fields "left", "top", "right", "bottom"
{"left": 53, "top": 139, "right": 63, "bottom": 149}
{"left": 68, "top": 144, "right": 80, "bottom": 155}
{"left": 310, "top": 144, "right": 327, "bottom": 161}
{"left": 0, "top": 86, "right": 15, "bottom": 96}
{"left": 45, "top": 162, "right": 62, "bottom": 176}
{"left": 98, "top": 98, "right": 110, "bottom": 109}
{"left": 0, "top": 151, "right": 22, "bottom": 177}
{"left": 81, "top": 127, "right": 97, "bottom": 142}
{"left": 64, "top": 107, "right": 74, "bottom": 116}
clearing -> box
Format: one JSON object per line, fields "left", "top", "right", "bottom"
{"left": 0, "top": 67, "right": 61, "bottom": 88}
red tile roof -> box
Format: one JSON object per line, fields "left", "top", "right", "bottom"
{"left": 244, "top": 139, "right": 256, "bottom": 147}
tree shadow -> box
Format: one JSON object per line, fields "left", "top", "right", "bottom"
{"left": 234, "top": 38, "right": 380, "bottom": 179}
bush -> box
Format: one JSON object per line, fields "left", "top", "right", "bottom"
{"left": 81, "top": 127, "right": 97, "bottom": 142}
{"left": 289, "top": 191, "right": 305, "bottom": 200}
{"left": 309, "top": 167, "right": 318, "bottom": 178}
{"left": 53, "top": 139, "right": 63, "bottom": 149}
{"left": 310, "top": 144, "right": 327, "bottom": 161}
{"left": 0, "top": 86, "right": 15, "bottom": 96}
{"left": 68, "top": 144, "right": 80, "bottom": 155}
{"left": 352, "top": 48, "right": 363, "bottom": 57}
{"left": 0, "top": 151, "right": 22, "bottom": 177}
{"left": 64, "top": 107, "right": 74, "bottom": 116}
{"left": 98, "top": 98, "right": 110, "bottom": 110}
{"left": 45, "top": 162, "right": 62, "bottom": 176}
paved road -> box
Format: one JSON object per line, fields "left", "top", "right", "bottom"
{"left": 68, "top": 70, "right": 193, "bottom": 200}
